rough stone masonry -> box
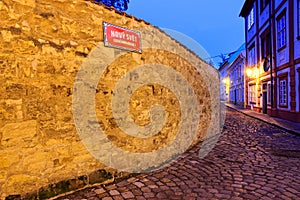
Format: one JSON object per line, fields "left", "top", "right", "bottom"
{"left": 0, "top": 0, "right": 219, "bottom": 198}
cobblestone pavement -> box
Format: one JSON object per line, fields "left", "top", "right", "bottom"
{"left": 54, "top": 108, "right": 300, "bottom": 200}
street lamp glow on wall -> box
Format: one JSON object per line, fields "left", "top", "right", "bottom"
{"left": 253, "top": 68, "right": 259, "bottom": 78}
{"left": 222, "top": 77, "right": 230, "bottom": 94}
{"left": 246, "top": 67, "right": 259, "bottom": 79}
{"left": 246, "top": 68, "right": 253, "bottom": 77}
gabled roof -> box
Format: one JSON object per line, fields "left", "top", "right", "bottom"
{"left": 218, "top": 43, "right": 246, "bottom": 71}
{"left": 218, "top": 60, "right": 229, "bottom": 71}
{"left": 227, "top": 43, "right": 246, "bottom": 64}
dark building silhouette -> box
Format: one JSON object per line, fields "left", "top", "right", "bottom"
{"left": 95, "top": 0, "right": 130, "bottom": 11}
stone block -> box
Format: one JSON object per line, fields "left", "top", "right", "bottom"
{"left": 4, "top": 174, "right": 48, "bottom": 194}
{"left": 0, "top": 120, "right": 37, "bottom": 148}
{"left": 0, "top": 153, "right": 19, "bottom": 168}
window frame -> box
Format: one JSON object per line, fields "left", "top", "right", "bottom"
{"left": 248, "top": 44, "right": 256, "bottom": 67}
{"left": 260, "top": 29, "right": 271, "bottom": 60}
{"left": 260, "top": 0, "right": 270, "bottom": 13}
{"left": 278, "top": 73, "right": 288, "bottom": 108}
{"left": 298, "top": 0, "right": 300, "bottom": 39}
{"left": 276, "top": 11, "right": 287, "bottom": 50}
{"left": 248, "top": 7, "right": 255, "bottom": 30}
{"left": 249, "top": 84, "right": 257, "bottom": 104}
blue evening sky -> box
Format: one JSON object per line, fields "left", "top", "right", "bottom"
{"left": 127, "top": 0, "right": 245, "bottom": 67}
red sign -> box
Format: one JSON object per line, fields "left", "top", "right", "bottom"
{"left": 103, "top": 22, "right": 142, "bottom": 53}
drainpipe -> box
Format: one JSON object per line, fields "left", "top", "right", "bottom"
{"left": 269, "top": 0, "right": 274, "bottom": 111}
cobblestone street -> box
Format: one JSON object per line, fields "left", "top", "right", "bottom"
{"left": 54, "top": 108, "right": 300, "bottom": 200}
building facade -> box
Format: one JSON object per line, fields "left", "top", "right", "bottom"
{"left": 219, "top": 44, "right": 246, "bottom": 106}
{"left": 240, "top": 0, "right": 300, "bottom": 122}
{"left": 219, "top": 61, "right": 230, "bottom": 102}
{"left": 227, "top": 44, "right": 246, "bottom": 107}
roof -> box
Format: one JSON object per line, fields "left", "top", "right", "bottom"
{"left": 218, "top": 60, "right": 229, "bottom": 71}
{"left": 239, "top": 0, "right": 254, "bottom": 17}
{"left": 227, "top": 43, "right": 246, "bottom": 64}
{"left": 218, "top": 43, "right": 245, "bottom": 71}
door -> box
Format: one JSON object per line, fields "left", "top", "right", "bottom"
{"left": 263, "top": 91, "right": 267, "bottom": 114}
{"left": 234, "top": 89, "right": 237, "bottom": 105}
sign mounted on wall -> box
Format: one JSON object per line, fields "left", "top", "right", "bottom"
{"left": 103, "top": 22, "right": 142, "bottom": 53}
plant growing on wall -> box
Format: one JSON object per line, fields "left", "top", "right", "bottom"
{"left": 95, "top": 0, "right": 130, "bottom": 11}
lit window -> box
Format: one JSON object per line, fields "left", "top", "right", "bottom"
{"left": 279, "top": 79, "right": 287, "bottom": 106}
{"left": 277, "top": 13, "right": 286, "bottom": 49}
{"left": 249, "top": 84, "right": 257, "bottom": 103}
{"left": 248, "top": 7, "right": 254, "bottom": 30}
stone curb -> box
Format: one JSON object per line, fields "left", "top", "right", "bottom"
{"left": 226, "top": 105, "right": 300, "bottom": 136}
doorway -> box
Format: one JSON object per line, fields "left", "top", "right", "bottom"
{"left": 262, "top": 83, "right": 268, "bottom": 114}
{"left": 263, "top": 92, "right": 267, "bottom": 114}
{"left": 234, "top": 89, "right": 237, "bottom": 105}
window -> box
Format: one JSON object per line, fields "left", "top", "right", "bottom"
{"left": 249, "top": 84, "right": 257, "bottom": 103}
{"left": 239, "top": 88, "right": 243, "bottom": 102}
{"left": 248, "top": 45, "right": 255, "bottom": 66}
{"left": 248, "top": 7, "right": 254, "bottom": 30}
{"left": 260, "top": 0, "right": 269, "bottom": 12}
{"left": 277, "top": 13, "right": 286, "bottom": 49}
{"left": 234, "top": 68, "right": 237, "bottom": 81}
{"left": 238, "top": 66, "right": 242, "bottom": 80}
{"left": 261, "top": 32, "right": 270, "bottom": 60}
{"left": 298, "top": 0, "right": 300, "bottom": 37}
{"left": 279, "top": 79, "right": 288, "bottom": 106}
{"left": 230, "top": 73, "right": 234, "bottom": 84}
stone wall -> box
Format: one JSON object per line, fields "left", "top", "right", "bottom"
{"left": 0, "top": 0, "right": 219, "bottom": 198}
